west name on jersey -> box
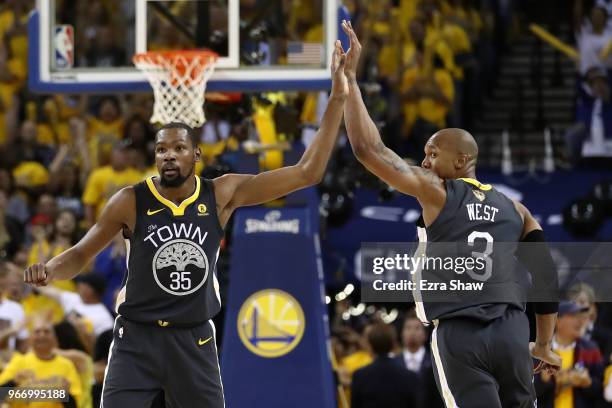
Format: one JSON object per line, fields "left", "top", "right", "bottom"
{"left": 144, "top": 223, "right": 209, "bottom": 248}
{"left": 466, "top": 203, "right": 500, "bottom": 222}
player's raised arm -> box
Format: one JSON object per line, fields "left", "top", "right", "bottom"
{"left": 213, "top": 41, "right": 348, "bottom": 219}
{"left": 24, "top": 187, "right": 135, "bottom": 286}
{"left": 341, "top": 20, "right": 442, "bottom": 201}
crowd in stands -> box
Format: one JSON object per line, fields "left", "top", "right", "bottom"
{"left": 0, "top": 0, "right": 611, "bottom": 407}
{"left": 331, "top": 285, "right": 612, "bottom": 408}
{"left": 567, "top": 0, "right": 612, "bottom": 163}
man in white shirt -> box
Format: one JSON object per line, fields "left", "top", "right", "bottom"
{"left": 0, "top": 265, "right": 28, "bottom": 353}
{"left": 399, "top": 314, "right": 427, "bottom": 373}
{"left": 37, "top": 273, "right": 114, "bottom": 336}
{"left": 395, "top": 312, "right": 444, "bottom": 408}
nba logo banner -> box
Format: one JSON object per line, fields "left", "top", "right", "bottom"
{"left": 222, "top": 207, "right": 335, "bottom": 408}
{"left": 54, "top": 25, "right": 74, "bottom": 69}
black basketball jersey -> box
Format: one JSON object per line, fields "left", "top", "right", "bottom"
{"left": 118, "top": 176, "right": 224, "bottom": 324}
{"left": 413, "top": 178, "right": 525, "bottom": 323}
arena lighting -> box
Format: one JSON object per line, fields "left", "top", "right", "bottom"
{"left": 381, "top": 309, "right": 399, "bottom": 324}
{"left": 335, "top": 292, "right": 347, "bottom": 302}
{"left": 342, "top": 311, "right": 351, "bottom": 321}
{"left": 343, "top": 283, "right": 355, "bottom": 295}
{"left": 325, "top": 296, "right": 331, "bottom": 305}
{"left": 349, "top": 303, "right": 366, "bottom": 316}
{"left": 366, "top": 305, "right": 376, "bottom": 315}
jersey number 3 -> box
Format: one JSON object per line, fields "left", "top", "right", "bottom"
{"left": 466, "top": 231, "right": 493, "bottom": 281}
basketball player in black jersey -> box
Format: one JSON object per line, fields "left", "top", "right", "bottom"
{"left": 23, "top": 42, "right": 348, "bottom": 408}
{"left": 340, "top": 21, "right": 562, "bottom": 407}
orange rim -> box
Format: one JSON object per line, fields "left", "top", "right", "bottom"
{"left": 132, "top": 49, "right": 219, "bottom": 65}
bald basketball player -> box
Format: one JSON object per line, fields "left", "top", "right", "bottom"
{"left": 23, "top": 42, "right": 348, "bottom": 408}
{"left": 341, "top": 21, "right": 561, "bottom": 408}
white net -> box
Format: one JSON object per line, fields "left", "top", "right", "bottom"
{"left": 133, "top": 51, "right": 218, "bottom": 128}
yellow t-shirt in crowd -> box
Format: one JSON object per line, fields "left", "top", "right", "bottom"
{"left": 0, "top": 58, "right": 26, "bottom": 144}
{"left": 36, "top": 122, "right": 71, "bottom": 147}
{"left": 402, "top": 35, "right": 457, "bottom": 75}
{"left": 0, "top": 352, "right": 82, "bottom": 408}
{"left": 401, "top": 67, "right": 454, "bottom": 130}
{"left": 87, "top": 117, "right": 124, "bottom": 168}
{"left": 82, "top": 166, "right": 144, "bottom": 220}
{"left": 27, "top": 242, "right": 76, "bottom": 292}
{"left": 21, "top": 293, "right": 65, "bottom": 326}
{"left": 555, "top": 347, "right": 575, "bottom": 408}
{"left": 12, "top": 162, "right": 50, "bottom": 188}
{"left": 340, "top": 351, "right": 373, "bottom": 406}
{"left": 605, "top": 364, "right": 612, "bottom": 388}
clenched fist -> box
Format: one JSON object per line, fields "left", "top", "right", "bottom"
{"left": 23, "top": 263, "right": 52, "bottom": 286}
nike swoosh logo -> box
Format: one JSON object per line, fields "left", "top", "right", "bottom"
{"left": 198, "top": 336, "right": 213, "bottom": 346}
{"left": 147, "top": 208, "right": 164, "bottom": 216}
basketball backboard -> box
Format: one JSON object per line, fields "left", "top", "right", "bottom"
{"left": 29, "top": 0, "right": 348, "bottom": 93}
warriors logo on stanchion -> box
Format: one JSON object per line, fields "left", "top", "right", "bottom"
{"left": 237, "top": 289, "right": 305, "bottom": 358}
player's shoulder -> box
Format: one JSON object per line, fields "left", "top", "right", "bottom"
{"left": 106, "top": 185, "right": 137, "bottom": 211}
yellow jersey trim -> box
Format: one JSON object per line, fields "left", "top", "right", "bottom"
{"left": 459, "top": 178, "right": 492, "bottom": 191}
{"left": 145, "top": 176, "right": 200, "bottom": 216}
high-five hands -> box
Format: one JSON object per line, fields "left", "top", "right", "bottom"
{"left": 331, "top": 39, "right": 349, "bottom": 99}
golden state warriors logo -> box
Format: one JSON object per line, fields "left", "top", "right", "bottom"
{"left": 472, "top": 190, "right": 485, "bottom": 202}
{"left": 237, "top": 289, "right": 305, "bottom": 358}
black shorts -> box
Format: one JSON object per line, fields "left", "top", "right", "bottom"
{"left": 430, "top": 307, "right": 536, "bottom": 408}
{"left": 101, "top": 316, "right": 225, "bottom": 408}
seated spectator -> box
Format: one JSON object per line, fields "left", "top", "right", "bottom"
{"left": 0, "top": 168, "right": 29, "bottom": 224}
{"left": 575, "top": 5, "right": 612, "bottom": 74}
{"left": 336, "top": 325, "right": 374, "bottom": 406}
{"left": 82, "top": 25, "right": 125, "bottom": 67}
{"left": 36, "top": 273, "right": 114, "bottom": 338}
{"left": 3, "top": 261, "right": 65, "bottom": 325}
{"left": 395, "top": 313, "right": 443, "bottom": 408}
{"left": 0, "top": 317, "right": 82, "bottom": 407}
{"left": 11, "top": 120, "right": 55, "bottom": 178}
{"left": 567, "top": 282, "right": 612, "bottom": 361}
{"left": 48, "top": 161, "right": 84, "bottom": 219}
{"left": 401, "top": 51, "right": 454, "bottom": 159}
{"left": 0, "top": 264, "right": 28, "bottom": 358}
{"left": 351, "top": 322, "right": 419, "bottom": 408}
{"left": 86, "top": 96, "right": 124, "bottom": 169}
{"left": 81, "top": 144, "right": 142, "bottom": 227}
{"left": 54, "top": 320, "right": 94, "bottom": 408}
{"left": 535, "top": 301, "right": 605, "bottom": 408}
{"left": 0, "top": 189, "right": 22, "bottom": 260}
{"left": 36, "top": 97, "right": 72, "bottom": 147}
{"left": 565, "top": 67, "right": 612, "bottom": 163}
{"left": 28, "top": 210, "right": 79, "bottom": 292}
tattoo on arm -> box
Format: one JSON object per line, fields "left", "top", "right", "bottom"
{"left": 374, "top": 141, "right": 412, "bottom": 173}
{"left": 373, "top": 141, "right": 440, "bottom": 185}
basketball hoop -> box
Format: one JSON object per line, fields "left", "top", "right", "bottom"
{"left": 133, "top": 50, "right": 219, "bottom": 128}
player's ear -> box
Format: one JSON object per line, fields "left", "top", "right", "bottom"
{"left": 455, "top": 154, "right": 468, "bottom": 169}
{"left": 194, "top": 146, "right": 201, "bottom": 162}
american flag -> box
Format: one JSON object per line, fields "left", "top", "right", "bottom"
{"left": 287, "top": 42, "right": 323, "bottom": 65}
